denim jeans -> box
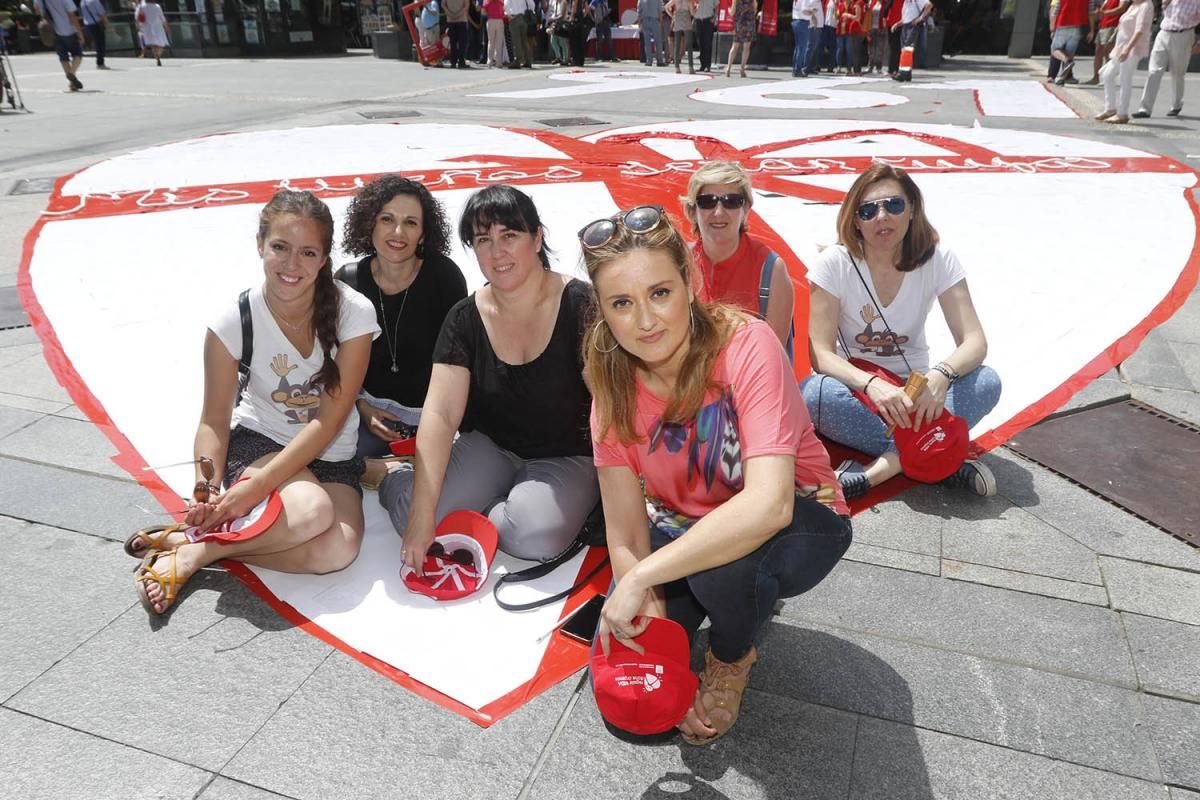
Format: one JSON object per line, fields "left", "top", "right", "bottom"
{"left": 837, "top": 31, "right": 861, "bottom": 71}
{"left": 650, "top": 495, "right": 851, "bottom": 663}
{"left": 791, "top": 18, "right": 810, "bottom": 75}
{"left": 641, "top": 16, "right": 664, "bottom": 63}
{"left": 800, "top": 365, "right": 1003, "bottom": 460}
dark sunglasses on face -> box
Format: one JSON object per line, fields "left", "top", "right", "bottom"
{"left": 855, "top": 195, "right": 908, "bottom": 221}
{"left": 578, "top": 205, "right": 667, "bottom": 250}
{"left": 428, "top": 541, "right": 476, "bottom": 568}
{"left": 695, "top": 192, "right": 747, "bottom": 211}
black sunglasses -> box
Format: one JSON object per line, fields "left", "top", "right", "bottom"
{"left": 428, "top": 541, "right": 475, "bottom": 568}
{"left": 856, "top": 196, "right": 907, "bottom": 221}
{"left": 695, "top": 193, "right": 747, "bottom": 211}
{"left": 578, "top": 205, "right": 667, "bottom": 250}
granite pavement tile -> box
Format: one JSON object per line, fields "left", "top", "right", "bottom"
{"left": 0, "top": 517, "right": 135, "bottom": 702}
{"left": 1132, "top": 385, "right": 1200, "bottom": 426}
{"left": 1158, "top": 289, "right": 1200, "bottom": 345}
{"left": 528, "top": 684, "right": 858, "bottom": 800}
{"left": 1168, "top": 337, "right": 1200, "bottom": 390}
{"left": 1122, "top": 328, "right": 1195, "bottom": 392}
{"left": 1101, "top": 556, "right": 1200, "bottom": 625}
{"left": 0, "top": 455, "right": 162, "bottom": 539}
{"left": 0, "top": 341, "right": 43, "bottom": 370}
{"left": 993, "top": 448, "right": 1200, "bottom": 573}
{"left": 1171, "top": 789, "right": 1200, "bottom": 800}
{"left": 7, "top": 567, "right": 332, "bottom": 772}
{"left": 850, "top": 716, "right": 1167, "bottom": 800}
{"left": 754, "top": 622, "right": 1161, "bottom": 781}
{"left": 841, "top": 498, "right": 943, "bottom": 556}
{"left": 1140, "top": 694, "right": 1200, "bottom": 791}
{"left": 0, "top": 326, "right": 41, "bottom": 348}
{"left": 0, "top": 347, "right": 72, "bottom": 403}
{"left": 0, "top": 404, "right": 42, "bottom": 440}
{"left": 1051, "top": 370, "right": 1130, "bottom": 416}
{"left": 1122, "top": 613, "right": 1200, "bottom": 701}
{"left": 0, "top": 707, "right": 212, "bottom": 800}
{"left": 779, "top": 559, "right": 1136, "bottom": 685}
{"left": 223, "top": 653, "right": 580, "bottom": 800}
{"left": 197, "top": 778, "right": 298, "bottom": 800}
{"left": 0, "top": 389, "right": 67, "bottom": 414}
{"left": 941, "top": 559, "right": 1108, "bottom": 606}
{"left": 939, "top": 505, "right": 1102, "bottom": 584}
{"left": 844, "top": 541, "right": 941, "bottom": 576}
{"left": 0, "top": 412, "right": 129, "bottom": 479}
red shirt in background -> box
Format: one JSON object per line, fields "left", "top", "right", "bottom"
{"left": 845, "top": 0, "right": 865, "bottom": 33}
{"left": 885, "top": 0, "right": 903, "bottom": 28}
{"left": 1055, "top": 0, "right": 1088, "bottom": 27}
{"left": 1099, "top": 0, "right": 1120, "bottom": 29}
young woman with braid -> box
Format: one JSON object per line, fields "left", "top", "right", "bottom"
{"left": 131, "top": 190, "right": 380, "bottom": 615}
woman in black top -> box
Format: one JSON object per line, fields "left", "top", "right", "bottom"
{"left": 336, "top": 176, "right": 468, "bottom": 461}
{"left": 378, "top": 184, "right": 598, "bottom": 564}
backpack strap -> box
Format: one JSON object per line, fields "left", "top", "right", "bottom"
{"left": 236, "top": 289, "right": 253, "bottom": 404}
{"left": 758, "top": 250, "right": 796, "bottom": 364}
{"left": 334, "top": 260, "right": 360, "bottom": 289}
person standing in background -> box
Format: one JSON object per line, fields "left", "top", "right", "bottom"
{"left": 444, "top": 0, "right": 470, "bottom": 67}
{"left": 135, "top": 0, "right": 170, "bottom": 65}
{"left": 505, "top": 0, "right": 534, "bottom": 67}
{"left": 1132, "top": 0, "right": 1200, "bottom": 117}
{"left": 792, "top": 0, "right": 817, "bottom": 76}
{"left": 1049, "top": 0, "right": 1087, "bottom": 84}
{"left": 1084, "top": 0, "right": 1124, "bottom": 84}
{"left": 1095, "top": 0, "right": 1153, "bottom": 122}
{"left": 667, "top": 0, "right": 694, "bottom": 72}
{"left": 79, "top": 0, "right": 112, "bottom": 69}
{"left": 33, "top": 0, "right": 84, "bottom": 90}
{"left": 637, "top": 0, "right": 666, "bottom": 65}
{"left": 866, "top": 0, "right": 886, "bottom": 72}
{"left": 693, "top": 0, "right": 716, "bottom": 70}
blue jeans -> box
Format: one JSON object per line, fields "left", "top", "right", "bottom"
{"left": 791, "top": 18, "right": 810, "bottom": 75}
{"left": 800, "top": 365, "right": 1003, "bottom": 460}
{"left": 641, "top": 16, "right": 664, "bottom": 63}
{"left": 836, "top": 32, "right": 861, "bottom": 71}
{"left": 651, "top": 495, "right": 851, "bottom": 662}
{"left": 817, "top": 25, "right": 836, "bottom": 70}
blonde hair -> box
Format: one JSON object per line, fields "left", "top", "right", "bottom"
{"left": 582, "top": 210, "right": 747, "bottom": 445}
{"left": 836, "top": 163, "right": 939, "bottom": 272}
{"left": 681, "top": 160, "right": 754, "bottom": 238}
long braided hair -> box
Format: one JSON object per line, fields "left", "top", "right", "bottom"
{"left": 257, "top": 190, "right": 343, "bottom": 395}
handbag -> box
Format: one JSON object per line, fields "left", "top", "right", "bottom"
{"left": 37, "top": 19, "right": 55, "bottom": 47}
{"left": 523, "top": 8, "right": 537, "bottom": 25}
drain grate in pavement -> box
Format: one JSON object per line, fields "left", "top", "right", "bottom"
{"left": 1008, "top": 400, "right": 1200, "bottom": 546}
{"left": 0, "top": 286, "right": 30, "bottom": 330}
{"left": 9, "top": 177, "right": 57, "bottom": 196}
{"left": 537, "top": 116, "right": 607, "bottom": 127}
{"left": 358, "top": 109, "right": 422, "bottom": 120}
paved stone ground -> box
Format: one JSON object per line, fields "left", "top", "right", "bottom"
{"left": 0, "top": 50, "right": 1197, "bottom": 800}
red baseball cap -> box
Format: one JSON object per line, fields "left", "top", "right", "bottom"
{"left": 591, "top": 617, "right": 699, "bottom": 735}
{"left": 847, "top": 359, "right": 969, "bottom": 484}
{"left": 184, "top": 479, "right": 283, "bottom": 546}
{"left": 401, "top": 510, "right": 499, "bottom": 601}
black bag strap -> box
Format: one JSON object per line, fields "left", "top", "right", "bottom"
{"left": 236, "top": 289, "right": 253, "bottom": 404}
{"left": 757, "top": 250, "right": 795, "bottom": 363}
{"left": 492, "top": 503, "right": 610, "bottom": 612}
{"left": 334, "top": 260, "right": 359, "bottom": 289}
{"left": 845, "top": 251, "right": 914, "bottom": 375}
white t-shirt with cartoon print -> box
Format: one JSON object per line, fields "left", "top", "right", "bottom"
{"left": 807, "top": 243, "right": 967, "bottom": 377}
{"left": 211, "top": 282, "right": 380, "bottom": 462}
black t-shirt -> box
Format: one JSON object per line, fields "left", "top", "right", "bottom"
{"left": 335, "top": 253, "right": 468, "bottom": 408}
{"left": 433, "top": 278, "right": 594, "bottom": 459}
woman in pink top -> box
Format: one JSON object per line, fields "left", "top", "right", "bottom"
{"left": 1095, "top": 0, "right": 1153, "bottom": 123}
{"left": 483, "top": 0, "right": 506, "bottom": 66}
{"left": 579, "top": 205, "right": 852, "bottom": 744}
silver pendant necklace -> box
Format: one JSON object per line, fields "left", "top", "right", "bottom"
{"left": 264, "top": 292, "right": 309, "bottom": 335}
{"left": 378, "top": 287, "right": 409, "bottom": 373}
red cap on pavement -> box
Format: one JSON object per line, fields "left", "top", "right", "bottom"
{"left": 590, "top": 617, "right": 698, "bottom": 735}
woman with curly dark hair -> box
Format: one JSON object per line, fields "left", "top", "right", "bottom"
{"left": 336, "top": 175, "right": 468, "bottom": 464}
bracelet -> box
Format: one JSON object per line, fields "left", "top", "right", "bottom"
{"left": 863, "top": 375, "right": 879, "bottom": 393}
{"left": 932, "top": 363, "right": 958, "bottom": 382}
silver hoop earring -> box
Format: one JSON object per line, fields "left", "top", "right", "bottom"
{"left": 590, "top": 319, "right": 619, "bottom": 353}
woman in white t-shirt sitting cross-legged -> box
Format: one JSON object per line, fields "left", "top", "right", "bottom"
{"left": 801, "top": 164, "right": 1002, "bottom": 500}
{"left": 132, "top": 190, "right": 381, "bottom": 615}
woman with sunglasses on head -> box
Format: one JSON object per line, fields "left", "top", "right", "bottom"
{"left": 581, "top": 205, "right": 851, "bottom": 744}
{"left": 683, "top": 161, "right": 795, "bottom": 358}
{"left": 377, "top": 184, "right": 598, "bottom": 572}
{"left": 335, "top": 176, "right": 467, "bottom": 476}
{"left": 133, "top": 190, "right": 380, "bottom": 615}
{"left": 801, "top": 163, "right": 1002, "bottom": 500}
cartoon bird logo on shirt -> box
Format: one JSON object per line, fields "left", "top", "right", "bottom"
{"left": 854, "top": 304, "right": 908, "bottom": 357}
{"left": 269, "top": 354, "right": 322, "bottom": 424}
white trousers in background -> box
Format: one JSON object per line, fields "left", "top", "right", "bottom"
{"left": 1137, "top": 27, "right": 1195, "bottom": 114}
{"left": 1101, "top": 55, "right": 1139, "bottom": 117}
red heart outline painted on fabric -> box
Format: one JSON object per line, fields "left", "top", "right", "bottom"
{"left": 18, "top": 120, "right": 1200, "bottom": 723}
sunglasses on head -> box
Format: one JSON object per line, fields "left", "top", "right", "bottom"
{"left": 695, "top": 193, "right": 747, "bottom": 211}
{"left": 428, "top": 541, "right": 476, "bottom": 568}
{"left": 855, "top": 195, "right": 908, "bottom": 221}
{"left": 578, "top": 205, "right": 668, "bottom": 250}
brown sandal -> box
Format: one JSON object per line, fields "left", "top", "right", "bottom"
{"left": 682, "top": 646, "right": 757, "bottom": 745}
{"left": 124, "top": 523, "right": 185, "bottom": 558}
{"left": 134, "top": 549, "right": 187, "bottom": 615}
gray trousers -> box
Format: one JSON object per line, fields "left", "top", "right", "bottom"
{"left": 378, "top": 430, "right": 598, "bottom": 562}
{"left": 1138, "top": 27, "right": 1195, "bottom": 114}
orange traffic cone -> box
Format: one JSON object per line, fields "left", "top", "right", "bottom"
{"left": 896, "top": 45, "right": 914, "bottom": 82}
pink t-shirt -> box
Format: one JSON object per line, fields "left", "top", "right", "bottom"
{"left": 592, "top": 320, "right": 849, "bottom": 536}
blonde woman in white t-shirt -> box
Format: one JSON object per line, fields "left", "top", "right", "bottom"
{"left": 801, "top": 163, "right": 1002, "bottom": 500}
{"left": 131, "top": 190, "right": 380, "bottom": 615}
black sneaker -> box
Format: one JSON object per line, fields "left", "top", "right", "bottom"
{"left": 836, "top": 459, "right": 871, "bottom": 500}
{"left": 1167, "top": 107, "right": 1182, "bottom": 117}
{"left": 940, "top": 460, "right": 997, "bottom": 497}
{"left": 67, "top": 73, "right": 83, "bottom": 91}
{"left": 1132, "top": 110, "right": 1151, "bottom": 118}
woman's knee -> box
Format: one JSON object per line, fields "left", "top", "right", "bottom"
{"left": 492, "top": 504, "right": 579, "bottom": 561}
{"left": 303, "top": 524, "right": 364, "bottom": 574}
{"left": 279, "top": 483, "right": 336, "bottom": 540}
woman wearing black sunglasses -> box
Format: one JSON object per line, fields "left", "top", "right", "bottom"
{"left": 801, "top": 163, "right": 1002, "bottom": 500}
{"left": 580, "top": 205, "right": 850, "bottom": 744}
{"left": 682, "top": 161, "right": 796, "bottom": 360}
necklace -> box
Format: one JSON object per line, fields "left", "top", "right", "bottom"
{"left": 378, "top": 287, "right": 410, "bottom": 373}
{"left": 264, "top": 292, "right": 310, "bottom": 334}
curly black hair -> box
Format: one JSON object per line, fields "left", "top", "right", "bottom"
{"left": 341, "top": 175, "right": 451, "bottom": 259}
